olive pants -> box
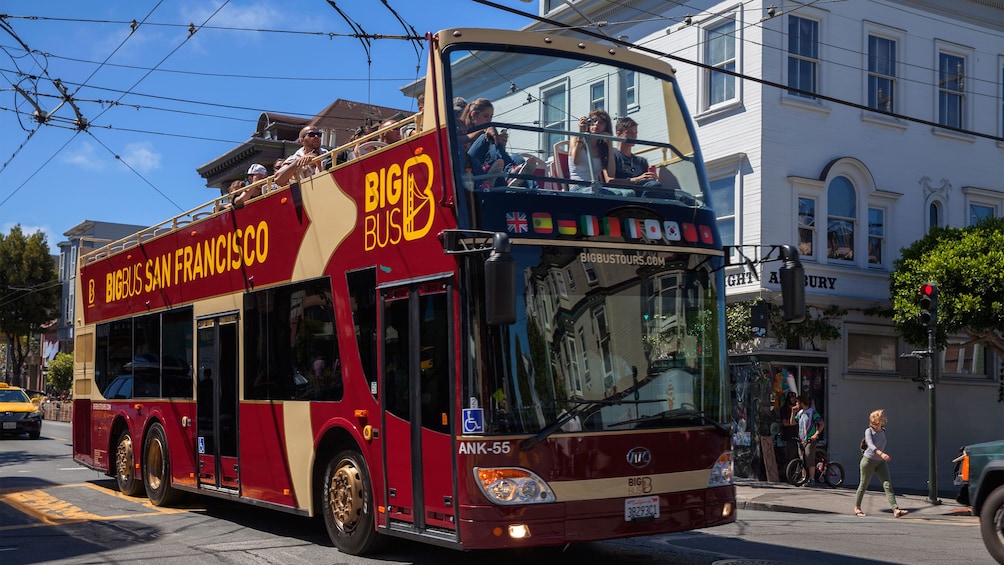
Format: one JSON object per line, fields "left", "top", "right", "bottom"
{"left": 855, "top": 456, "right": 899, "bottom": 509}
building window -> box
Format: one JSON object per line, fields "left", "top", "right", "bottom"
{"left": 827, "top": 176, "right": 856, "bottom": 261}
{"left": 1000, "top": 61, "right": 1004, "bottom": 136}
{"left": 590, "top": 81, "right": 605, "bottom": 110}
{"left": 787, "top": 16, "right": 819, "bottom": 99}
{"left": 583, "top": 260, "right": 598, "bottom": 285}
{"left": 942, "top": 339, "right": 990, "bottom": 378}
{"left": 798, "top": 197, "right": 815, "bottom": 257}
{"left": 868, "top": 207, "right": 884, "bottom": 265}
{"left": 929, "top": 201, "right": 941, "bottom": 229}
{"left": 939, "top": 52, "right": 965, "bottom": 128}
{"left": 970, "top": 204, "right": 995, "bottom": 225}
{"left": 554, "top": 270, "right": 567, "bottom": 298}
{"left": 706, "top": 19, "right": 736, "bottom": 107}
{"left": 867, "top": 35, "right": 896, "bottom": 112}
{"left": 847, "top": 333, "right": 898, "bottom": 372}
{"left": 709, "top": 175, "right": 735, "bottom": 249}
{"left": 542, "top": 84, "right": 567, "bottom": 156}
{"left": 623, "top": 70, "right": 637, "bottom": 109}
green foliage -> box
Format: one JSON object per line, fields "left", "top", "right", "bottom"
{"left": 46, "top": 351, "right": 74, "bottom": 393}
{"left": 770, "top": 305, "right": 844, "bottom": 350}
{"left": 0, "top": 225, "right": 60, "bottom": 383}
{"left": 725, "top": 300, "right": 843, "bottom": 352}
{"left": 890, "top": 216, "right": 1004, "bottom": 354}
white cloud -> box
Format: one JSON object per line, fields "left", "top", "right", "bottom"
{"left": 181, "top": 1, "right": 283, "bottom": 39}
{"left": 119, "top": 142, "right": 162, "bottom": 173}
{"left": 2, "top": 222, "right": 58, "bottom": 248}
{"left": 60, "top": 142, "right": 106, "bottom": 171}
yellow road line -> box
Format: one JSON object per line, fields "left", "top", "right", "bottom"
{"left": 0, "top": 483, "right": 189, "bottom": 532}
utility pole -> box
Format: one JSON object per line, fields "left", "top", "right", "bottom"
{"left": 919, "top": 283, "right": 941, "bottom": 505}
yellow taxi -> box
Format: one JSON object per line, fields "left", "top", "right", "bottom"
{"left": 0, "top": 382, "right": 42, "bottom": 439}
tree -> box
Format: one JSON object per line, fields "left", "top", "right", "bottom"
{"left": 46, "top": 351, "right": 74, "bottom": 394}
{"left": 889, "top": 216, "right": 1004, "bottom": 356}
{"left": 0, "top": 225, "right": 60, "bottom": 385}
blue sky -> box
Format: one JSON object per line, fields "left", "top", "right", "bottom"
{"left": 0, "top": 0, "right": 534, "bottom": 247}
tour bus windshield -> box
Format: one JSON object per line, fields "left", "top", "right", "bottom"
{"left": 447, "top": 44, "right": 703, "bottom": 204}
{"left": 464, "top": 245, "right": 725, "bottom": 438}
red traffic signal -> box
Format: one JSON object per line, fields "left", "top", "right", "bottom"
{"left": 919, "top": 282, "right": 938, "bottom": 327}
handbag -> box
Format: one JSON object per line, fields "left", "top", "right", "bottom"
{"left": 860, "top": 438, "right": 868, "bottom": 453}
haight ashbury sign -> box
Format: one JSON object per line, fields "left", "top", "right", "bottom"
{"left": 726, "top": 268, "right": 837, "bottom": 290}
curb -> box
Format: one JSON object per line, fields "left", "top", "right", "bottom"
{"left": 737, "top": 499, "right": 837, "bottom": 515}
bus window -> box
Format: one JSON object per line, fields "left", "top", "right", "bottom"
{"left": 244, "top": 278, "right": 342, "bottom": 401}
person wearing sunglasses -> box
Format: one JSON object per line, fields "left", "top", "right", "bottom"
{"left": 276, "top": 125, "right": 330, "bottom": 186}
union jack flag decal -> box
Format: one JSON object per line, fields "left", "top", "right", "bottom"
{"left": 506, "top": 211, "right": 529, "bottom": 233}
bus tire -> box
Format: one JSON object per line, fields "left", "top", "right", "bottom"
{"left": 115, "top": 429, "right": 144, "bottom": 496}
{"left": 979, "top": 484, "right": 1004, "bottom": 564}
{"left": 322, "top": 450, "right": 380, "bottom": 555}
{"left": 144, "top": 423, "right": 180, "bottom": 506}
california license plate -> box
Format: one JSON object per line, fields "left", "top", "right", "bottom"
{"left": 2, "top": 422, "right": 15, "bottom": 430}
{"left": 624, "top": 496, "right": 660, "bottom": 521}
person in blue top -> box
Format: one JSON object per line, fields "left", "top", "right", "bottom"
{"left": 854, "top": 409, "right": 908, "bottom": 518}
{"left": 789, "top": 393, "right": 824, "bottom": 485}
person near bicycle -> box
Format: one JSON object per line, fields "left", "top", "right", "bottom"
{"left": 789, "top": 393, "right": 824, "bottom": 486}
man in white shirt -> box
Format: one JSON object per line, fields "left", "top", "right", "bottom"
{"left": 276, "top": 125, "right": 330, "bottom": 186}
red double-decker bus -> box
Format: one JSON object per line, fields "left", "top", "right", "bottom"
{"left": 72, "top": 27, "right": 803, "bottom": 554}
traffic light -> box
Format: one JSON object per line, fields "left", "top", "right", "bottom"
{"left": 918, "top": 282, "right": 938, "bottom": 328}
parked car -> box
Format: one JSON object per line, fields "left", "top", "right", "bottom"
{"left": 0, "top": 382, "right": 42, "bottom": 439}
{"left": 956, "top": 439, "right": 1004, "bottom": 564}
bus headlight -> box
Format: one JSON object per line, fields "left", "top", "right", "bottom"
{"left": 474, "top": 467, "right": 555, "bottom": 505}
{"left": 707, "top": 451, "right": 734, "bottom": 487}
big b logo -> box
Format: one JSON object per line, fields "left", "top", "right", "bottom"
{"left": 363, "top": 152, "right": 436, "bottom": 250}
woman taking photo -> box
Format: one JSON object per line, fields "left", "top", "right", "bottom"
{"left": 568, "top": 109, "right": 615, "bottom": 192}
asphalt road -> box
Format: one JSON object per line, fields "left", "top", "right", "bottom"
{"left": 0, "top": 421, "right": 992, "bottom": 565}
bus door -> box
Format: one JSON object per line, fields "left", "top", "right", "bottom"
{"left": 380, "top": 280, "right": 455, "bottom": 534}
{"left": 196, "top": 314, "right": 240, "bottom": 491}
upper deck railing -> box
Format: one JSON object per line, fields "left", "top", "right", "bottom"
{"left": 80, "top": 113, "right": 423, "bottom": 266}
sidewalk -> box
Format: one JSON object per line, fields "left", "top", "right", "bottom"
{"left": 735, "top": 478, "right": 975, "bottom": 520}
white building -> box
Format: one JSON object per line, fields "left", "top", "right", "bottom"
{"left": 523, "top": 0, "right": 1004, "bottom": 492}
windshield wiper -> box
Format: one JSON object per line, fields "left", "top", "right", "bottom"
{"left": 607, "top": 409, "right": 731, "bottom": 437}
{"left": 520, "top": 398, "right": 665, "bottom": 450}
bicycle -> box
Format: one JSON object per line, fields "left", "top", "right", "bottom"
{"left": 785, "top": 441, "right": 845, "bottom": 487}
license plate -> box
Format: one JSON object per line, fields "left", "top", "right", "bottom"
{"left": 624, "top": 496, "right": 660, "bottom": 521}
{"left": 2, "top": 422, "right": 15, "bottom": 430}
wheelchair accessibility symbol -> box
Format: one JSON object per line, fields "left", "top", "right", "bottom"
{"left": 462, "top": 408, "right": 484, "bottom": 434}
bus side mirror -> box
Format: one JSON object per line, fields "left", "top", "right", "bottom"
{"left": 485, "top": 233, "right": 516, "bottom": 325}
{"left": 778, "top": 245, "right": 805, "bottom": 323}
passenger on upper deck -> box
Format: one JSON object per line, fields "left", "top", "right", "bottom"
{"left": 462, "top": 98, "right": 528, "bottom": 189}
{"left": 275, "top": 125, "right": 330, "bottom": 186}
{"left": 568, "top": 109, "right": 615, "bottom": 192}
{"left": 612, "top": 117, "right": 660, "bottom": 188}
{"left": 233, "top": 164, "right": 276, "bottom": 208}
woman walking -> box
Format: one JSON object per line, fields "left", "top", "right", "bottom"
{"left": 853, "top": 409, "right": 908, "bottom": 518}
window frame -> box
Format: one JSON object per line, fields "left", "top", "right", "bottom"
{"left": 845, "top": 324, "right": 900, "bottom": 376}
{"left": 589, "top": 80, "right": 606, "bottom": 111}
{"left": 866, "top": 33, "right": 897, "bottom": 113}
{"left": 934, "top": 40, "right": 973, "bottom": 131}
{"left": 786, "top": 14, "right": 820, "bottom": 100}
{"left": 962, "top": 185, "right": 1000, "bottom": 226}
{"left": 867, "top": 206, "right": 885, "bottom": 267}
{"left": 540, "top": 79, "right": 570, "bottom": 159}
{"left": 703, "top": 15, "right": 739, "bottom": 111}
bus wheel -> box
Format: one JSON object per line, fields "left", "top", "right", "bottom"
{"left": 144, "top": 423, "right": 180, "bottom": 506}
{"left": 322, "top": 450, "right": 380, "bottom": 555}
{"left": 115, "top": 430, "right": 144, "bottom": 496}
